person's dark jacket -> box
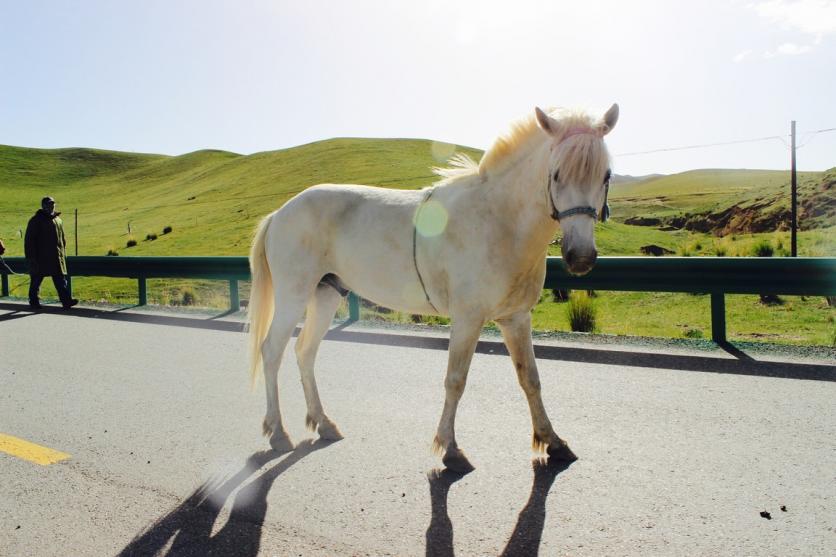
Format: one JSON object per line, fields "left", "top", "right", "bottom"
{"left": 24, "top": 210, "right": 67, "bottom": 275}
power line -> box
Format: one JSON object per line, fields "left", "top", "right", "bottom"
{"left": 615, "top": 134, "right": 789, "bottom": 157}
{"left": 796, "top": 127, "right": 836, "bottom": 149}
{"left": 615, "top": 126, "right": 835, "bottom": 157}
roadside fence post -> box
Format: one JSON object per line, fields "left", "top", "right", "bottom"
{"left": 229, "top": 279, "right": 240, "bottom": 312}
{"left": 348, "top": 292, "right": 360, "bottom": 322}
{"left": 138, "top": 277, "right": 147, "bottom": 306}
{"left": 1, "top": 273, "right": 8, "bottom": 297}
{"left": 711, "top": 292, "right": 726, "bottom": 343}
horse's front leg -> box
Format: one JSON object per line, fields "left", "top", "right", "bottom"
{"left": 497, "top": 311, "right": 577, "bottom": 462}
{"left": 432, "top": 314, "right": 484, "bottom": 473}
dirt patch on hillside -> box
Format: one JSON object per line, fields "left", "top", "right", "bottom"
{"left": 625, "top": 171, "right": 835, "bottom": 235}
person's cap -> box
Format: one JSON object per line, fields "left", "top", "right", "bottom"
{"left": 41, "top": 196, "right": 55, "bottom": 206}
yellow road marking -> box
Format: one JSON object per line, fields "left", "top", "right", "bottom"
{"left": 0, "top": 433, "right": 71, "bottom": 465}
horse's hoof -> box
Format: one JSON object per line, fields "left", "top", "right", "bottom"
{"left": 269, "top": 433, "right": 295, "bottom": 454}
{"left": 546, "top": 440, "right": 578, "bottom": 462}
{"left": 317, "top": 419, "right": 344, "bottom": 441}
{"left": 442, "top": 447, "right": 475, "bottom": 474}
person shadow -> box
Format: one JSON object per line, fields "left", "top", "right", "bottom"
{"left": 426, "top": 458, "right": 572, "bottom": 557}
{"left": 118, "top": 439, "right": 334, "bottom": 557}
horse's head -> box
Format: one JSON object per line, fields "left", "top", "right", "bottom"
{"left": 536, "top": 104, "right": 618, "bottom": 276}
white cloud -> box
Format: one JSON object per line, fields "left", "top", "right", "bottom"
{"left": 733, "top": 49, "right": 754, "bottom": 62}
{"left": 763, "top": 41, "right": 814, "bottom": 57}
{"left": 752, "top": 0, "right": 836, "bottom": 42}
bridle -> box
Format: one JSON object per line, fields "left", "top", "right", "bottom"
{"left": 547, "top": 127, "right": 611, "bottom": 223}
{"left": 548, "top": 175, "right": 610, "bottom": 223}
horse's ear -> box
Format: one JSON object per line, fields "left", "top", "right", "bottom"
{"left": 535, "top": 107, "right": 558, "bottom": 135}
{"left": 598, "top": 103, "right": 619, "bottom": 135}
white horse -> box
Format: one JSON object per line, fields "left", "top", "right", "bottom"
{"left": 248, "top": 104, "right": 619, "bottom": 472}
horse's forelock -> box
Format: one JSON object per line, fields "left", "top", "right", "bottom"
{"left": 554, "top": 132, "right": 611, "bottom": 187}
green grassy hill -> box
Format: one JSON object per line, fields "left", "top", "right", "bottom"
{"left": 1, "top": 140, "right": 833, "bottom": 346}
{"left": 3, "top": 141, "right": 832, "bottom": 258}
{"left": 0, "top": 139, "right": 482, "bottom": 257}
{"left": 610, "top": 168, "right": 834, "bottom": 234}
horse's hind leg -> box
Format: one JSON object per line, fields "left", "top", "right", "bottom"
{"left": 262, "top": 289, "right": 309, "bottom": 453}
{"left": 295, "top": 283, "right": 343, "bottom": 441}
{"left": 497, "top": 311, "right": 577, "bottom": 462}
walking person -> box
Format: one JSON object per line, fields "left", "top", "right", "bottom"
{"left": 24, "top": 197, "right": 78, "bottom": 310}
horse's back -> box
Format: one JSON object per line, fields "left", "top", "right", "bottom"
{"left": 265, "top": 184, "right": 431, "bottom": 311}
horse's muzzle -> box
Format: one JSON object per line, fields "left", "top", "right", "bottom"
{"left": 563, "top": 248, "right": 597, "bottom": 276}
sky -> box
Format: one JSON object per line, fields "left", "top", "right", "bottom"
{"left": 1, "top": 0, "right": 834, "bottom": 176}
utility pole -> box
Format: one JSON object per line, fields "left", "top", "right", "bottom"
{"left": 74, "top": 209, "right": 78, "bottom": 255}
{"left": 791, "top": 120, "right": 797, "bottom": 257}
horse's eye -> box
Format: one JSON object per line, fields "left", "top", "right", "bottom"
{"left": 553, "top": 170, "right": 559, "bottom": 182}
{"left": 604, "top": 169, "right": 612, "bottom": 184}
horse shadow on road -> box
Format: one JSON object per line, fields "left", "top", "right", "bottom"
{"left": 426, "top": 458, "right": 572, "bottom": 557}
{"left": 118, "top": 439, "right": 333, "bottom": 557}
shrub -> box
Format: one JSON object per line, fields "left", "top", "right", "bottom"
{"left": 181, "top": 288, "right": 196, "bottom": 306}
{"left": 752, "top": 239, "right": 774, "bottom": 257}
{"left": 126, "top": 239, "right": 137, "bottom": 248}
{"left": 714, "top": 242, "right": 727, "bottom": 257}
{"left": 566, "top": 291, "right": 597, "bottom": 333}
{"left": 158, "top": 291, "right": 171, "bottom": 306}
{"left": 551, "top": 288, "right": 570, "bottom": 302}
{"left": 683, "top": 328, "right": 704, "bottom": 339}
{"left": 145, "top": 233, "right": 158, "bottom": 241}
{"left": 677, "top": 244, "right": 692, "bottom": 257}
{"left": 163, "top": 226, "right": 173, "bottom": 234}
{"left": 759, "top": 294, "right": 783, "bottom": 306}
{"left": 107, "top": 249, "right": 119, "bottom": 256}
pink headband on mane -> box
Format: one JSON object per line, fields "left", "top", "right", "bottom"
{"left": 560, "top": 127, "right": 603, "bottom": 143}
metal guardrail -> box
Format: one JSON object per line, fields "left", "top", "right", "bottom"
{"left": 3, "top": 256, "right": 835, "bottom": 343}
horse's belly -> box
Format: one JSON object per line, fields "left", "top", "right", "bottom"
{"left": 317, "top": 186, "right": 442, "bottom": 315}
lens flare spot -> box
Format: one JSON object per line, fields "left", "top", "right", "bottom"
{"left": 415, "top": 200, "right": 448, "bottom": 237}
{"left": 431, "top": 141, "right": 457, "bottom": 163}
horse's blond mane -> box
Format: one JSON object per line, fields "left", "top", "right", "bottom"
{"left": 433, "top": 108, "right": 609, "bottom": 186}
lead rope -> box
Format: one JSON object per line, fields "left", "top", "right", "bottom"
{"left": 0, "top": 255, "right": 22, "bottom": 275}
{"left": 413, "top": 188, "right": 440, "bottom": 313}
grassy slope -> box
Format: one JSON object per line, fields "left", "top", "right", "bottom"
{"left": 1, "top": 142, "right": 833, "bottom": 345}
{"left": 609, "top": 168, "right": 829, "bottom": 225}
{"left": 0, "top": 139, "right": 482, "bottom": 257}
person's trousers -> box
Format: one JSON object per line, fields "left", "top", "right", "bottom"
{"left": 29, "top": 274, "right": 72, "bottom": 306}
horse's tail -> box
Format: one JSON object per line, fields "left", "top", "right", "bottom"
{"left": 248, "top": 213, "right": 275, "bottom": 386}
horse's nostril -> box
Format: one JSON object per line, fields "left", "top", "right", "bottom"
{"left": 564, "top": 249, "right": 576, "bottom": 266}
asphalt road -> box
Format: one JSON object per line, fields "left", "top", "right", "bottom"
{"left": 1, "top": 302, "right": 835, "bottom": 556}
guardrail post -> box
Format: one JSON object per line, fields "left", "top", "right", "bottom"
{"left": 348, "top": 292, "right": 360, "bottom": 322}
{"left": 138, "top": 277, "right": 147, "bottom": 306}
{"left": 711, "top": 292, "right": 726, "bottom": 343}
{"left": 2, "top": 273, "right": 8, "bottom": 297}
{"left": 66, "top": 275, "right": 73, "bottom": 298}
{"left": 229, "top": 279, "right": 240, "bottom": 312}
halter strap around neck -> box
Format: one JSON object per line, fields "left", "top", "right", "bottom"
{"left": 413, "top": 188, "right": 440, "bottom": 313}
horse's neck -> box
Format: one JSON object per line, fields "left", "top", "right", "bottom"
{"left": 486, "top": 142, "right": 558, "bottom": 254}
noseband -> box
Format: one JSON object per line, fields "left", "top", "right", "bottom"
{"left": 549, "top": 180, "right": 610, "bottom": 222}
{"left": 547, "top": 127, "right": 610, "bottom": 223}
